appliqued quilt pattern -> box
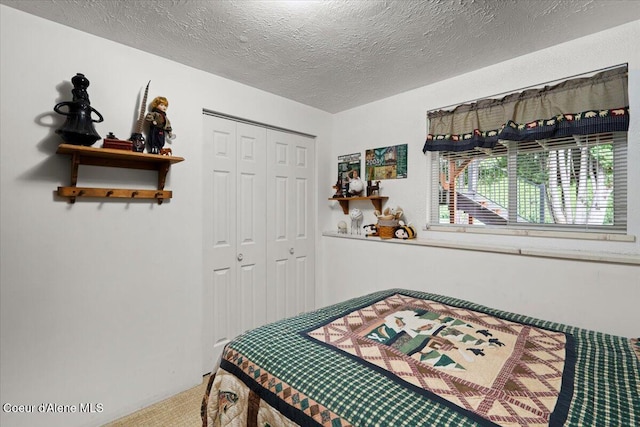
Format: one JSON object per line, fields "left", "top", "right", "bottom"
{"left": 307, "top": 294, "right": 573, "bottom": 427}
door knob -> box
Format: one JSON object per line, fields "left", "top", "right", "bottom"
{"left": 289, "top": 248, "right": 295, "bottom": 255}
{"left": 237, "top": 253, "right": 243, "bottom": 261}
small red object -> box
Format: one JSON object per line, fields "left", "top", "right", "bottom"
{"left": 103, "top": 138, "right": 133, "bottom": 151}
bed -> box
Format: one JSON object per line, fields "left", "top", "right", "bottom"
{"left": 201, "top": 288, "right": 639, "bottom": 426}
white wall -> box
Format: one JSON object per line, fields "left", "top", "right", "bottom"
{"left": 0, "top": 6, "right": 331, "bottom": 427}
{"left": 321, "top": 21, "right": 640, "bottom": 337}
{"left": 2, "top": 5, "right": 639, "bottom": 427}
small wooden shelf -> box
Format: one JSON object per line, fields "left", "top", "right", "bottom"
{"left": 56, "top": 143, "right": 184, "bottom": 204}
{"left": 329, "top": 196, "right": 388, "bottom": 214}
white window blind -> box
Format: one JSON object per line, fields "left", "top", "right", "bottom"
{"left": 430, "top": 132, "right": 627, "bottom": 232}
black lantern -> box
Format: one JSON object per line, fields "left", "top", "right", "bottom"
{"left": 54, "top": 73, "right": 104, "bottom": 146}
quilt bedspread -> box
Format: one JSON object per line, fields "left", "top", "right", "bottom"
{"left": 202, "top": 289, "right": 639, "bottom": 426}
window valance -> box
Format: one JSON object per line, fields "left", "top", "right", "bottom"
{"left": 424, "top": 66, "right": 629, "bottom": 152}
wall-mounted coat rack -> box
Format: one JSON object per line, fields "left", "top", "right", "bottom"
{"left": 56, "top": 144, "right": 184, "bottom": 204}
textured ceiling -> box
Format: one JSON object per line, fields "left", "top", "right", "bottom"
{"left": 2, "top": 0, "right": 640, "bottom": 113}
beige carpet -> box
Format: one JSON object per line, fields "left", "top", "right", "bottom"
{"left": 103, "top": 375, "right": 209, "bottom": 427}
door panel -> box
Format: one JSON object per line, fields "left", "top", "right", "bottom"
{"left": 203, "top": 116, "right": 266, "bottom": 371}
{"left": 236, "top": 123, "right": 267, "bottom": 335}
{"left": 266, "top": 130, "right": 316, "bottom": 320}
{"left": 274, "top": 259, "right": 288, "bottom": 323}
{"left": 239, "top": 263, "right": 266, "bottom": 332}
{"left": 212, "top": 171, "right": 232, "bottom": 247}
{"left": 204, "top": 117, "right": 237, "bottom": 370}
{"left": 290, "top": 134, "right": 315, "bottom": 313}
{"left": 204, "top": 114, "right": 314, "bottom": 373}
{"left": 296, "top": 177, "right": 308, "bottom": 238}
{"left": 296, "top": 256, "right": 308, "bottom": 314}
{"left": 274, "top": 176, "right": 288, "bottom": 241}
{"left": 211, "top": 126, "right": 237, "bottom": 271}
{"left": 239, "top": 173, "right": 256, "bottom": 243}
{"left": 236, "top": 123, "right": 266, "bottom": 273}
{"left": 213, "top": 268, "right": 232, "bottom": 339}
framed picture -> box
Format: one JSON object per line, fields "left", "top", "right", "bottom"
{"left": 337, "top": 152, "right": 361, "bottom": 183}
{"left": 365, "top": 144, "right": 407, "bottom": 180}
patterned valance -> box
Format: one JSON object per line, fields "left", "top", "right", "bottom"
{"left": 424, "top": 66, "right": 629, "bottom": 152}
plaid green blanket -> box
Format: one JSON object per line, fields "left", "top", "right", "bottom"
{"left": 203, "top": 289, "right": 639, "bottom": 427}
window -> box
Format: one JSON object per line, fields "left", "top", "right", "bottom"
{"left": 424, "top": 66, "right": 629, "bottom": 234}
{"left": 431, "top": 132, "right": 627, "bottom": 232}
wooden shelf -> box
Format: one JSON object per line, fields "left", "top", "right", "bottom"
{"left": 56, "top": 143, "right": 184, "bottom": 204}
{"left": 329, "top": 196, "right": 388, "bottom": 214}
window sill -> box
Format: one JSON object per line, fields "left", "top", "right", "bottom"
{"left": 322, "top": 231, "right": 640, "bottom": 266}
{"left": 426, "top": 224, "right": 636, "bottom": 242}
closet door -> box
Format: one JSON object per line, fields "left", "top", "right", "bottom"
{"left": 266, "top": 130, "right": 315, "bottom": 323}
{"left": 203, "top": 116, "right": 266, "bottom": 370}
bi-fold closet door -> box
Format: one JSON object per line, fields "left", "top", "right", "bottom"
{"left": 202, "top": 114, "right": 315, "bottom": 371}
